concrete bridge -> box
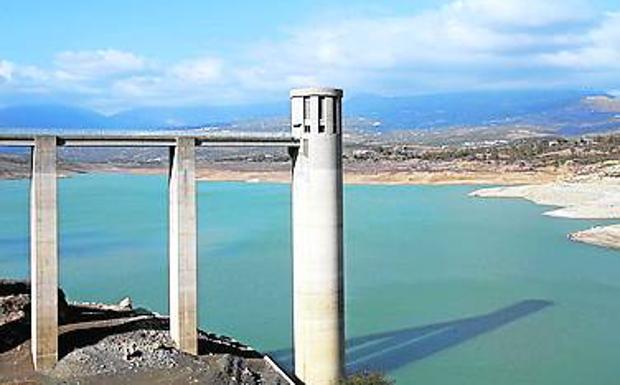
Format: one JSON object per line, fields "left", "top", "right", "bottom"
{"left": 0, "top": 87, "right": 345, "bottom": 385}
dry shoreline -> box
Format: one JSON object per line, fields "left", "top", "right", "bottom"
{"left": 569, "top": 225, "right": 620, "bottom": 249}
{"left": 0, "top": 152, "right": 567, "bottom": 185}
{"left": 470, "top": 180, "right": 620, "bottom": 250}
{"left": 74, "top": 163, "right": 563, "bottom": 186}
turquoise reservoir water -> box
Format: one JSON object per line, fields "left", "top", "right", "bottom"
{"left": 1, "top": 174, "right": 620, "bottom": 384}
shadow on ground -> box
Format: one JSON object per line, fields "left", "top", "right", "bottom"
{"left": 1, "top": 303, "right": 261, "bottom": 361}
{"left": 57, "top": 316, "right": 262, "bottom": 359}
{"left": 0, "top": 303, "right": 137, "bottom": 354}
{"left": 1, "top": 296, "right": 553, "bottom": 375}
{"left": 270, "top": 299, "right": 553, "bottom": 374}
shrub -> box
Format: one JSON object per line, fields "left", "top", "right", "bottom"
{"left": 340, "top": 372, "right": 394, "bottom": 385}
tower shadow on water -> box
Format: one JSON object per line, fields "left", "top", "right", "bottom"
{"left": 270, "top": 299, "right": 553, "bottom": 374}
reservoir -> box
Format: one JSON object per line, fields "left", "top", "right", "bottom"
{"left": 1, "top": 174, "right": 619, "bottom": 384}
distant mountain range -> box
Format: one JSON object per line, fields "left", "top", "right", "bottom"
{"left": 0, "top": 103, "right": 288, "bottom": 130}
{"left": 347, "top": 90, "right": 618, "bottom": 134}
{"left": 0, "top": 90, "right": 618, "bottom": 135}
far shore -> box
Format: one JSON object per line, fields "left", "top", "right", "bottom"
{"left": 64, "top": 162, "right": 565, "bottom": 186}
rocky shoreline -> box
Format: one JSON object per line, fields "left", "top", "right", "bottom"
{"left": 0, "top": 279, "right": 294, "bottom": 385}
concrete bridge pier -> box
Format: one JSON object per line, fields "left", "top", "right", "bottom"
{"left": 30, "top": 136, "right": 59, "bottom": 371}
{"left": 290, "top": 88, "right": 345, "bottom": 385}
{"left": 168, "top": 137, "right": 198, "bottom": 354}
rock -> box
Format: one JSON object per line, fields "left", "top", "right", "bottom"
{"left": 0, "top": 279, "right": 70, "bottom": 324}
{"left": 0, "top": 279, "right": 30, "bottom": 297}
{"left": 118, "top": 297, "right": 133, "bottom": 310}
{"left": 0, "top": 294, "right": 29, "bottom": 314}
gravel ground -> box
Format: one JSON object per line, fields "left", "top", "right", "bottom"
{"left": 0, "top": 280, "right": 294, "bottom": 385}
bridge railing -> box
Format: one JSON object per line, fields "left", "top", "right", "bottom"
{"left": 0, "top": 132, "right": 299, "bottom": 147}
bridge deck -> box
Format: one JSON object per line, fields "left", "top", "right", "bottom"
{"left": 0, "top": 132, "right": 299, "bottom": 147}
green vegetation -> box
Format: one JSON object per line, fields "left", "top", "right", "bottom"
{"left": 340, "top": 372, "right": 394, "bottom": 385}
{"left": 345, "top": 133, "right": 620, "bottom": 169}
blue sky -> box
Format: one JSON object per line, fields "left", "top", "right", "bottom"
{"left": 0, "top": 0, "right": 619, "bottom": 112}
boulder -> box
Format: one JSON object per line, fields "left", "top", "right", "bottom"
{"left": 118, "top": 297, "right": 133, "bottom": 310}
{"left": 0, "top": 279, "right": 70, "bottom": 323}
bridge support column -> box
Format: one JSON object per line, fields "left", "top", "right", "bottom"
{"left": 291, "top": 88, "right": 344, "bottom": 385}
{"left": 169, "top": 137, "right": 198, "bottom": 354}
{"left": 30, "top": 136, "right": 58, "bottom": 371}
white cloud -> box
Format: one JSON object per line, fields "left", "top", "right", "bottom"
{"left": 538, "top": 12, "right": 620, "bottom": 70}
{"left": 112, "top": 75, "right": 164, "bottom": 97}
{"left": 0, "top": 60, "right": 14, "bottom": 82}
{"left": 54, "top": 49, "right": 146, "bottom": 79}
{"left": 235, "top": 0, "right": 620, "bottom": 96}
{"left": 234, "top": 0, "right": 599, "bottom": 94}
{"left": 170, "top": 57, "right": 223, "bottom": 84}
{"left": 0, "top": 0, "right": 618, "bottom": 111}
{"left": 444, "top": 0, "right": 593, "bottom": 28}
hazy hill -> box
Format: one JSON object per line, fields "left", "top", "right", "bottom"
{"left": 109, "top": 103, "right": 287, "bottom": 129}
{"left": 0, "top": 90, "right": 617, "bottom": 135}
{"left": 0, "top": 105, "right": 110, "bottom": 129}
{"left": 346, "top": 90, "right": 609, "bottom": 130}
